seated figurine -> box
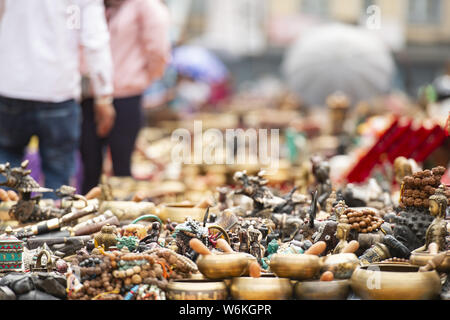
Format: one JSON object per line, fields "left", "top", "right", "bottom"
{"left": 414, "top": 185, "right": 449, "bottom": 253}
{"left": 333, "top": 215, "right": 351, "bottom": 254}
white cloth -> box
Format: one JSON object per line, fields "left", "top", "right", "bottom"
{"left": 0, "top": 0, "right": 113, "bottom": 102}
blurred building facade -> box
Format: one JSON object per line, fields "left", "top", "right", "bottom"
{"left": 176, "top": 0, "right": 450, "bottom": 98}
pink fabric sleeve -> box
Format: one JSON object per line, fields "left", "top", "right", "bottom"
{"left": 79, "top": 0, "right": 114, "bottom": 97}
{"left": 138, "top": 0, "right": 171, "bottom": 83}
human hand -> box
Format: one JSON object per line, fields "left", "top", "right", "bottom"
{"left": 94, "top": 96, "right": 115, "bottom": 138}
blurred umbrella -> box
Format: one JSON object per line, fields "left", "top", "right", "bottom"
{"left": 172, "top": 45, "right": 229, "bottom": 83}
{"left": 281, "top": 24, "right": 395, "bottom": 107}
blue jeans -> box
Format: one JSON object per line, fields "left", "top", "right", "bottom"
{"left": 0, "top": 96, "right": 80, "bottom": 197}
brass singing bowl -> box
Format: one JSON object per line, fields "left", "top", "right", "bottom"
{"left": 158, "top": 203, "right": 205, "bottom": 223}
{"left": 269, "top": 254, "right": 320, "bottom": 280}
{"left": 295, "top": 279, "right": 350, "bottom": 300}
{"left": 350, "top": 264, "right": 441, "bottom": 300}
{"left": 196, "top": 253, "right": 249, "bottom": 279}
{"left": 166, "top": 279, "right": 228, "bottom": 300}
{"left": 230, "top": 276, "right": 293, "bottom": 300}
{"left": 320, "top": 253, "right": 360, "bottom": 279}
{"left": 409, "top": 251, "right": 450, "bottom": 273}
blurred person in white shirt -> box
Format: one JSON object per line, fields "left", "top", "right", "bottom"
{"left": 0, "top": 0, "right": 114, "bottom": 196}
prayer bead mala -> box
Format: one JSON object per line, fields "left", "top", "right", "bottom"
{"left": 344, "top": 208, "right": 384, "bottom": 233}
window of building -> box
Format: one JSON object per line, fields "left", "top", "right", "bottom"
{"left": 408, "top": 0, "right": 441, "bottom": 25}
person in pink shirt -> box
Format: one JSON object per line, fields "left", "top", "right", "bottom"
{"left": 80, "top": 0, "right": 171, "bottom": 194}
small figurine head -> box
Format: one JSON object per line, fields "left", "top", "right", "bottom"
{"left": 233, "top": 171, "right": 246, "bottom": 183}
{"left": 101, "top": 224, "right": 116, "bottom": 234}
{"left": 429, "top": 185, "right": 447, "bottom": 218}
{"left": 333, "top": 200, "right": 347, "bottom": 220}
{"left": 150, "top": 221, "right": 161, "bottom": 232}
{"left": 0, "top": 162, "right": 9, "bottom": 174}
{"left": 267, "top": 239, "right": 279, "bottom": 254}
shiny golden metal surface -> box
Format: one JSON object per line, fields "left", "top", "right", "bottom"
{"left": 320, "top": 253, "right": 360, "bottom": 279}
{"left": 295, "top": 279, "right": 350, "bottom": 300}
{"left": 230, "top": 276, "right": 293, "bottom": 300}
{"left": 269, "top": 253, "right": 320, "bottom": 280}
{"left": 158, "top": 203, "right": 205, "bottom": 223}
{"left": 166, "top": 279, "right": 228, "bottom": 300}
{"left": 350, "top": 264, "right": 441, "bottom": 300}
{"left": 196, "top": 253, "right": 249, "bottom": 279}
{"left": 410, "top": 251, "right": 450, "bottom": 273}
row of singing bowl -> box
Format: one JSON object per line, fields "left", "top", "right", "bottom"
{"left": 269, "top": 253, "right": 360, "bottom": 280}
{"left": 166, "top": 275, "right": 294, "bottom": 300}
{"left": 167, "top": 275, "right": 350, "bottom": 300}
{"left": 350, "top": 264, "right": 441, "bottom": 300}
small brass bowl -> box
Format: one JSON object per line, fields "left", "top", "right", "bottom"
{"left": 410, "top": 251, "right": 450, "bottom": 273}
{"left": 295, "top": 279, "right": 350, "bottom": 300}
{"left": 350, "top": 264, "right": 441, "bottom": 300}
{"left": 269, "top": 254, "right": 320, "bottom": 280}
{"left": 230, "top": 276, "right": 293, "bottom": 300}
{"left": 158, "top": 203, "right": 205, "bottom": 223}
{"left": 166, "top": 279, "right": 228, "bottom": 300}
{"left": 196, "top": 253, "right": 249, "bottom": 279}
{"left": 320, "top": 253, "right": 360, "bottom": 279}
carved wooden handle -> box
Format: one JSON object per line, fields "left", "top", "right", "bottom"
{"left": 320, "top": 271, "right": 334, "bottom": 281}
{"left": 216, "top": 238, "right": 234, "bottom": 253}
{"left": 85, "top": 186, "right": 101, "bottom": 200}
{"left": 249, "top": 261, "right": 261, "bottom": 278}
{"left": 419, "top": 251, "right": 446, "bottom": 272}
{"left": 189, "top": 238, "right": 211, "bottom": 255}
{"left": 305, "top": 241, "right": 326, "bottom": 255}
{"left": 342, "top": 240, "right": 360, "bottom": 253}
{"left": 74, "top": 216, "right": 119, "bottom": 236}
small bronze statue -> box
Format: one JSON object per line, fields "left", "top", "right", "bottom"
{"left": 173, "top": 217, "right": 209, "bottom": 260}
{"left": 414, "top": 185, "right": 449, "bottom": 253}
{"left": 273, "top": 186, "right": 307, "bottom": 215}
{"left": 261, "top": 239, "right": 279, "bottom": 270}
{"left": 138, "top": 221, "right": 162, "bottom": 251}
{"left": 216, "top": 186, "right": 230, "bottom": 211}
{"left": 271, "top": 213, "right": 304, "bottom": 242}
{"left": 325, "top": 190, "right": 337, "bottom": 216}
{"left": 238, "top": 228, "right": 249, "bottom": 253}
{"left": 248, "top": 228, "right": 264, "bottom": 264}
{"left": 94, "top": 224, "right": 118, "bottom": 250}
{"left": 0, "top": 161, "right": 56, "bottom": 223}
{"left": 55, "top": 185, "right": 88, "bottom": 209}
{"left": 310, "top": 156, "right": 332, "bottom": 209}
{"left": 327, "top": 91, "right": 350, "bottom": 136}
{"left": 233, "top": 170, "right": 286, "bottom": 216}
{"left": 333, "top": 215, "right": 351, "bottom": 254}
